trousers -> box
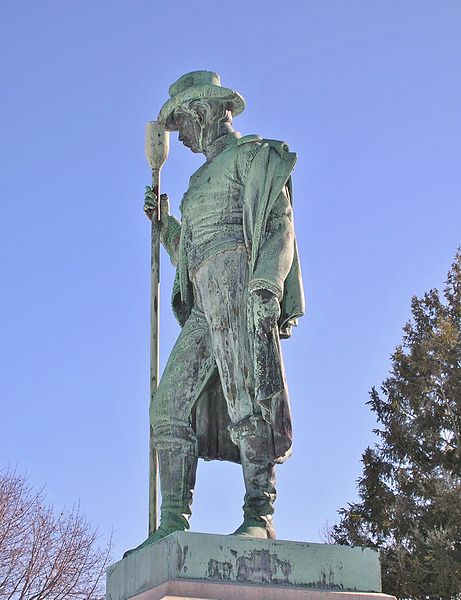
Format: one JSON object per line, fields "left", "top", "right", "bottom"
{"left": 151, "top": 248, "right": 260, "bottom": 454}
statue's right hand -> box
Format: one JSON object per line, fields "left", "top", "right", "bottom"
{"left": 144, "top": 186, "right": 170, "bottom": 221}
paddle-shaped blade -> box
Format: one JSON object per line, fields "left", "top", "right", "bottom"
{"left": 145, "top": 121, "right": 169, "bottom": 171}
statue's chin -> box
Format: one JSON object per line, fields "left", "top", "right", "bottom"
{"left": 189, "top": 144, "right": 203, "bottom": 154}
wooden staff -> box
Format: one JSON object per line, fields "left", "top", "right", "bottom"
{"left": 144, "top": 121, "right": 170, "bottom": 535}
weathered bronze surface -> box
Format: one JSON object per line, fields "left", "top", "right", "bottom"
{"left": 110, "top": 532, "right": 385, "bottom": 599}
{"left": 126, "top": 71, "right": 305, "bottom": 556}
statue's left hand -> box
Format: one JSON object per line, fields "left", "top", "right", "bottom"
{"left": 252, "top": 289, "right": 280, "bottom": 335}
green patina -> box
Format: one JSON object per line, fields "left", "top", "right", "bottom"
{"left": 108, "top": 532, "right": 385, "bottom": 600}
{"left": 126, "top": 71, "right": 305, "bottom": 556}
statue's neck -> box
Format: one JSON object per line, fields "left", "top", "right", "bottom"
{"left": 203, "top": 123, "right": 236, "bottom": 160}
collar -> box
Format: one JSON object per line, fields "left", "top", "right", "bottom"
{"left": 205, "top": 131, "right": 241, "bottom": 161}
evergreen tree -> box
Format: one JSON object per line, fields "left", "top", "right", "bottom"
{"left": 332, "top": 252, "right": 461, "bottom": 599}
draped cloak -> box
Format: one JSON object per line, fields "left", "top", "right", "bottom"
{"left": 170, "top": 138, "right": 305, "bottom": 465}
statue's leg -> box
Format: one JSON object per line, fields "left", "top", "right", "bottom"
{"left": 193, "top": 249, "right": 255, "bottom": 422}
{"left": 153, "top": 307, "right": 217, "bottom": 539}
{"left": 125, "top": 307, "right": 216, "bottom": 555}
{"left": 193, "top": 249, "right": 276, "bottom": 539}
{"left": 151, "top": 448, "right": 198, "bottom": 538}
{"left": 229, "top": 417, "right": 276, "bottom": 539}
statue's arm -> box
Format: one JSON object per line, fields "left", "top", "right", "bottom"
{"left": 248, "top": 185, "right": 295, "bottom": 300}
{"left": 160, "top": 215, "right": 181, "bottom": 266}
{"left": 144, "top": 186, "right": 181, "bottom": 267}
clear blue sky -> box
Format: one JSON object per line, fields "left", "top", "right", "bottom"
{"left": 1, "top": 1, "right": 460, "bottom": 562}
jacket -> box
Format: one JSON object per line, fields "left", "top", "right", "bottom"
{"left": 169, "top": 136, "right": 305, "bottom": 464}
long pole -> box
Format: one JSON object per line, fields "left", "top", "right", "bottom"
{"left": 149, "top": 167, "right": 161, "bottom": 535}
{"left": 145, "top": 122, "right": 169, "bottom": 536}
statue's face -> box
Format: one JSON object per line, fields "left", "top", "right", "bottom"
{"left": 175, "top": 111, "right": 203, "bottom": 154}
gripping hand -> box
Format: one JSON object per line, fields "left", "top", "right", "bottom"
{"left": 144, "top": 186, "right": 170, "bottom": 223}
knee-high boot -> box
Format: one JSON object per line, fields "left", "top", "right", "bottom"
{"left": 156, "top": 448, "right": 197, "bottom": 536}
{"left": 123, "top": 449, "right": 197, "bottom": 556}
{"left": 232, "top": 433, "right": 276, "bottom": 539}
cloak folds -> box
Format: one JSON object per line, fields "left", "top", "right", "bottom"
{"left": 171, "top": 139, "right": 305, "bottom": 465}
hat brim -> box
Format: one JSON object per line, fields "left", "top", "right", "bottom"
{"left": 158, "top": 84, "right": 245, "bottom": 130}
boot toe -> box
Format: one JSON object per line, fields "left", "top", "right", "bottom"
{"left": 231, "top": 518, "right": 276, "bottom": 539}
{"left": 123, "top": 526, "right": 183, "bottom": 558}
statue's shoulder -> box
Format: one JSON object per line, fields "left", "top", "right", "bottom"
{"left": 262, "top": 138, "right": 292, "bottom": 155}
{"left": 238, "top": 135, "right": 295, "bottom": 158}
{"left": 237, "top": 134, "right": 263, "bottom": 147}
{"left": 235, "top": 135, "right": 297, "bottom": 179}
{"left": 235, "top": 134, "right": 263, "bottom": 158}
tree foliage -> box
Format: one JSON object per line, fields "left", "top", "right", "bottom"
{"left": 332, "top": 252, "right": 461, "bottom": 599}
{"left": 0, "top": 467, "right": 111, "bottom": 600}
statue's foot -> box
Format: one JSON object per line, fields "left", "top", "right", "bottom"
{"left": 123, "top": 526, "right": 185, "bottom": 558}
{"left": 231, "top": 518, "right": 276, "bottom": 540}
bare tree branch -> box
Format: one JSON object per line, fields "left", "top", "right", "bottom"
{"left": 0, "top": 467, "right": 111, "bottom": 600}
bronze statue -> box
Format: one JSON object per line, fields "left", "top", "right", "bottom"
{"left": 128, "top": 71, "right": 304, "bottom": 554}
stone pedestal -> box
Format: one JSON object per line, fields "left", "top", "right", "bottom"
{"left": 106, "top": 532, "right": 395, "bottom": 600}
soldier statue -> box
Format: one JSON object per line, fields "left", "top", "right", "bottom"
{"left": 132, "top": 71, "right": 304, "bottom": 551}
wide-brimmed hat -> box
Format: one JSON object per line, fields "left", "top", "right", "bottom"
{"left": 158, "top": 70, "right": 245, "bottom": 130}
